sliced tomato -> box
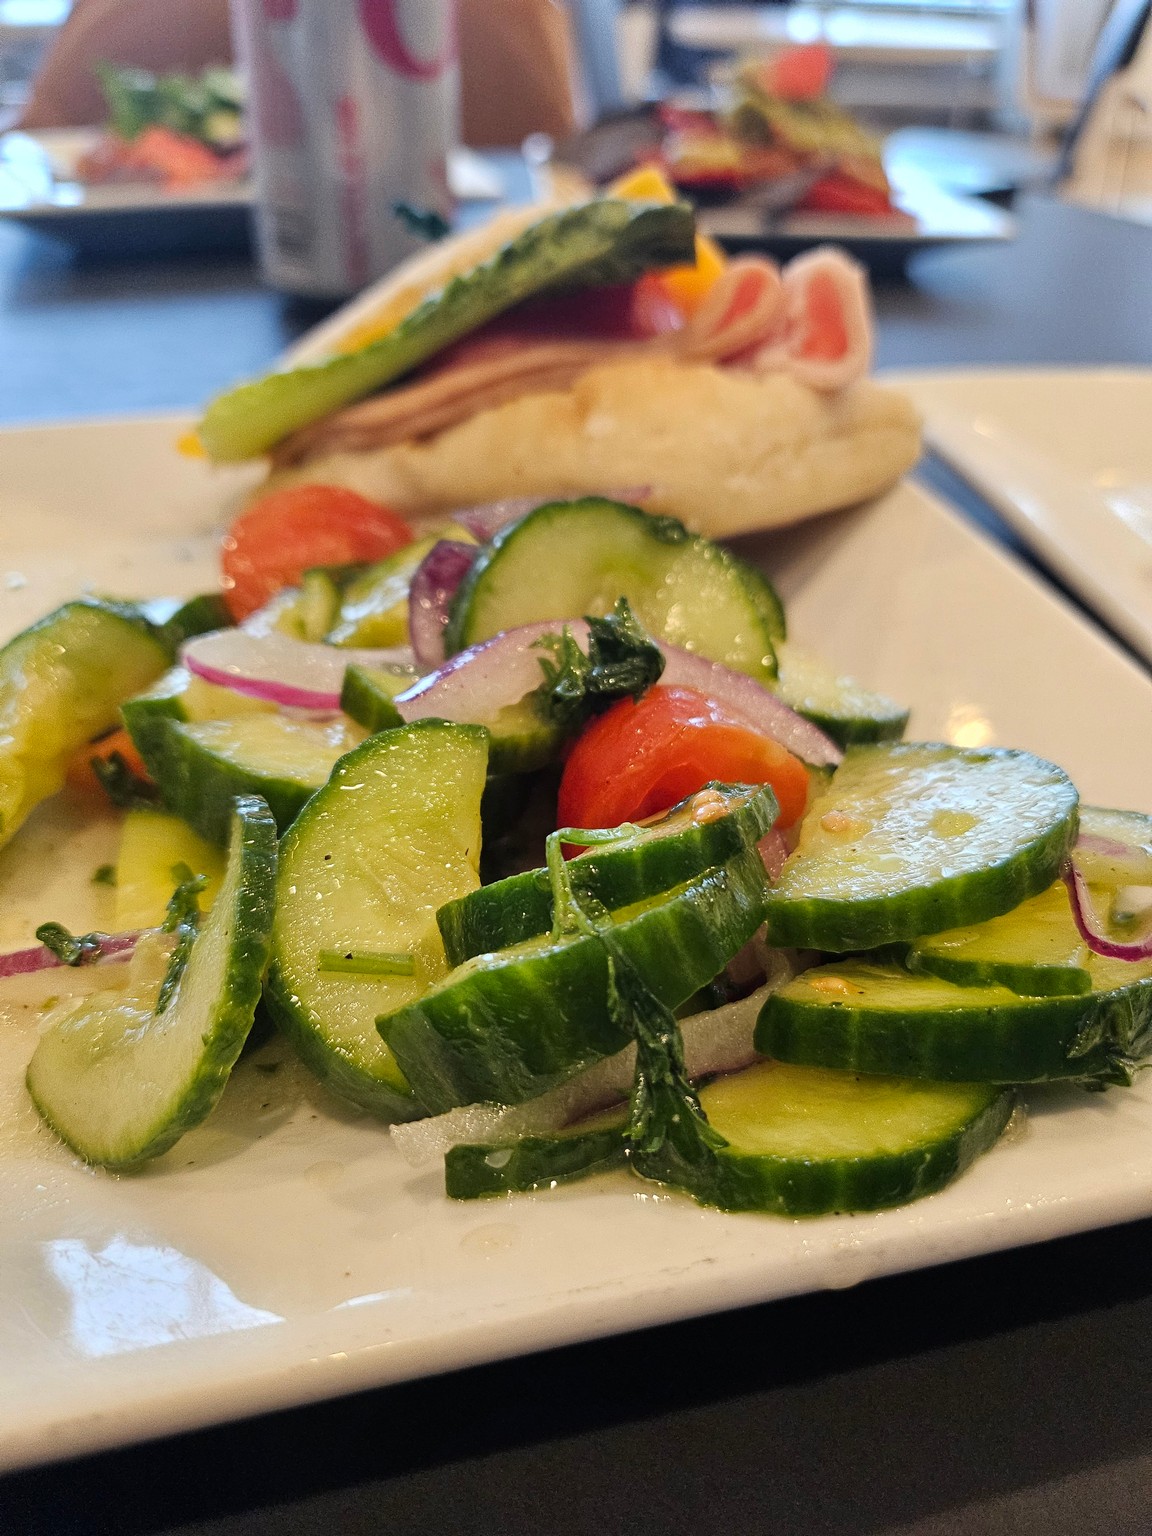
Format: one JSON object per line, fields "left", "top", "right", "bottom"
{"left": 557, "top": 685, "right": 810, "bottom": 835}
{"left": 67, "top": 727, "right": 152, "bottom": 803}
{"left": 221, "top": 484, "right": 413, "bottom": 621}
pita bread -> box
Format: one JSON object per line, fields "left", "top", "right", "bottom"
{"left": 259, "top": 356, "right": 920, "bottom": 539}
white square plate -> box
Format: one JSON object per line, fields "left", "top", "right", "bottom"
{"left": 890, "top": 368, "right": 1152, "bottom": 668}
{"left": 1, "top": 416, "right": 1151, "bottom": 1474}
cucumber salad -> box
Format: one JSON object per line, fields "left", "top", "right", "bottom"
{"left": 6, "top": 484, "right": 1152, "bottom": 1220}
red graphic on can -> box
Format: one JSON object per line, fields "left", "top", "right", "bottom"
{"left": 261, "top": 0, "right": 297, "bottom": 18}
{"left": 358, "top": 0, "right": 456, "bottom": 80}
{"left": 335, "top": 94, "right": 369, "bottom": 290}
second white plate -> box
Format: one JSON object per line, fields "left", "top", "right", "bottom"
{"left": 892, "top": 367, "right": 1152, "bottom": 669}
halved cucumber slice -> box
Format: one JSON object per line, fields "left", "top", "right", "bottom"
{"left": 123, "top": 664, "right": 274, "bottom": 788}
{"left": 443, "top": 1062, "right": 1012, "bottom": 1213}
{"left": 114, "top": 807, "right": 226, "bottom": 929}
{"left": 26, "top": 795, "right": 277, "bottom": 1168}
{"left": 265, "top": 721, "right": 490, "bottom": 1119}
{"left": 380, "top": 848, "right": 771, "bottom": 1113}
{"left": 0, "top": 598, "right": 169, "bottom": 850}
{"left": 910, "top": 879, "right": 1152, "bottom": 999}
{"left": 774, "top": 641, "right": 908, "bottom": 749}
{"left": 764, "top": 743, "right": 1079, "bottom": 951}
{"left": 142, "top": 593, "right": 233, "bottom": 653}
{"left": 339, "top": 664, "right": 407, "bottom": 734}
{"left": 690, "top": 1061, "right": 1013, "bottom": 1215}
{"left": 1075, "top": 806, "right": 1152, "bottom": 887}
{"left": 148, "top": 712, "right": 366, "bottom": 846}
{"left": 438, "top": 782, "right": 779, "bottom": 966}
{"left": 446, "top": 499, "right": 779, "bottom": 683}
{"left": 756, "top": 958, "right": 1152, "bottom": 1085}
{"left": 328, "top": 536, "right": 442, "bottom": 647}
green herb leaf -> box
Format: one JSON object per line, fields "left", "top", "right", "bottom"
{"left": 90, "top": 750, "right": 158, "bottom": 810}
{"left": 542, "top": 829, "right": 727, "bottom": 1193}
{"left": 92, "top": 863, "right": 117, "bottom": 887}
{"left": 155, "top": 872, "right": 207, "bottom": 1014}
{"left": 316, "top": 949, "right": 415, "bottom": 977}
{"left": 534, "top": 598, "right": 665, "bottom": 735}
{"left": 35, "top": 922, "right": 105, "bottom": 967}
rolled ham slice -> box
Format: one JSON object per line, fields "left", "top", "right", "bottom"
{"left": 274, "top": 250, "right": 873, "bottom": 466}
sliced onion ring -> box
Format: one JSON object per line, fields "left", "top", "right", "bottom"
{"left": 182, "top": 629, "right": 415, "bottom": 713}
{"left": 1061, "top": 858, "right": 1152, "bottom": 961}
{"left": 394, "top": 619, "right": 842, "bottom": 768}
{"left": 408, "top": 540, "right": 477, "bottom": 670}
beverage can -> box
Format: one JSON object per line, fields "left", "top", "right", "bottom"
{"left": 232, "top": 0, "right": 459, "bottom": 298}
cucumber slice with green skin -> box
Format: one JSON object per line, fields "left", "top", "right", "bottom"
{"left": 1076, "top": 806, "right": 1152, "bottom": 887}
{"left": 123, "top": 665, "right": 275, "bottom": 795}
{"left": 328, "top": 537, "right": 441, "bottom": 647}
{"left": 909, "top": 880, "right": 1147, "bottom": 998}
{"left": 445, "top": 1112, "right": 628, "bottom": 1199}
{"left": 774, "top": 641, "right": 908, "bottom": 749}
{"left": 114, "top": 807, "right": 226, "bottom": 929}
{"left": 199, "top": 200, "right": 696, "bottom": 461}
{"left": 26, "top": 795, "right": 277, "bottom": 1169}
{"left": 909, "top": 882, "right": 1092, "bottom": 997}
{"left": 438, "top": 781, "right": 779, "bottom": 966}
{"left": 686, "top": 1061, "right": 1013, "bottom": 1215}
{"left": 764, "top": 743, "right": 1079, "bottom": 952}
{"left": 141, "top": 593, "right": 234, "bottom": 654}
{"left": 265, "top": 721, "right": 489, "bottom": 1119}
{"left": 739, "top": 565, "right": 787, "bottom": 645}
{"left": 756, "top": 959, "right": 1152, "bottom": 1085}
{"left": 151, "top": 713, "right": 366, "bottom": 845}
{"left": 446, "top": 499, "right": 779, "bottom": 684}
{"left": 444, "top": 1063, "right": 1013, "bottom": 1213}
{"left": 0, "top": 598, "right": 169, "bottom": 851}
{"left": 339, "top": 664, "right": 406, "bottom": 734}
{"left": 379, "top": 848, "right": 771, "bottom": 1113}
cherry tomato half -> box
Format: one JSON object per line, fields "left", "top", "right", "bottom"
{"left": 557, "top": 685, "right": 810, "bottom": 833}
{"left": 221, "top": 484, "right": 414, "bottom": 621}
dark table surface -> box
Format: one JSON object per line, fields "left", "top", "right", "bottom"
{"left": 3, "top": 190, "right": 1152, "bottom": 1536}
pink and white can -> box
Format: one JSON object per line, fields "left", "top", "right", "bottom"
{"left": 232, "top": 0, "right": 459, "bottom": 298}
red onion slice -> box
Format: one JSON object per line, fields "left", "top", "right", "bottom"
{"left": 757, "top": 829, "right": 789, "bottom": 882}
{"left": 396, "top": 621, "right": 586, "bottom": 724}
{"left": 408, "top": 540, "right": 477, "bottom": 671}
{"left": 1061, "top": 859, "right": 1152, "bottom": 961}
{"left": 395, "top": 619, "right": 841, "bottom": 768}
{"left": 182, "top": 630, "right": 415, "bottom": 713}
{"left": 0, "top": 930, "right": 140, "bottom": 981}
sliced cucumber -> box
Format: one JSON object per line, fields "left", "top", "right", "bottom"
{"left": 756, "top": 958, "right": 1152, "bottom": 1085}
{"left": 764, "top": 743, "right": 1079, "bottom": 951}
{"left": 380, "top": 848, "right": 771, "bottom": 1113}
{"left": 265, "top": 721, "right": 489, "bottom": 1119}
{"left": 438, "top": 782, "right": 779, "bottom": 966}
{"left": 444, "top": 1061, "right": 1012, "bottom": 1213}
{"left": 26, "top": 795, "right": 277, "bottom": 1168}
{"left": 1075, "top": 806, "right": 1152, "bottom": 887}
{"left": 774, "top": 641, "right": 908, "bottom": 749}
{"left": 114, "top": 806, "right": 227, "bottom": 930}
{"left": 689, "top": 1061, "right": 1013, "bottom": 1215}
{"left": 123, "top": 663, "right": 274, "bottom": 779}
{"left": 445, "top": 1109, "right": 628, "bottom": 1198}
{"left": 142, "top": 593, "right": 233, "bottom": 653}
{"left": 328, "top": 537, "right": 439, "bottom": 647}
{"left": 0, "top": 598, "right": 169, "bottom": 851}
{"left": 145, "top": 712, "right": 365, "bottom": 845}
{"left": 339, "top": 664, "right": 406, "bottom": 734}
{"left": 446, "top": 499, "right": 779, "bottom": 683}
